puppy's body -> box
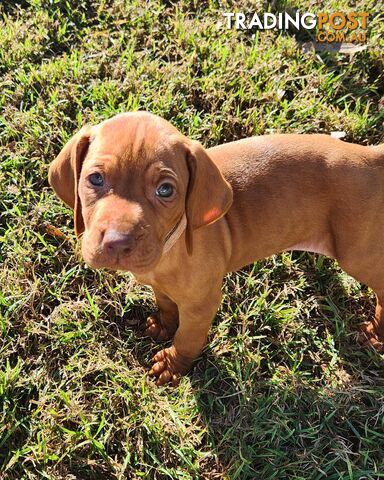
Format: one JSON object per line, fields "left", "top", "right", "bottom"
{"left": 49, "top": 113, "right": 384, "bottom": 385}
{"left": 210, "top": 135, "right": 384, "bottom": 280}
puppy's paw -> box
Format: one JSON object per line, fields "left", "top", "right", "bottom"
{"left": 144, "top": 314, "right": 173, "bottom": 342}
{"left": 359, "top": 323, "right": 384, "bottom": 353}
{"left": 149, "top": 346, "right": 193, "bottom": 386}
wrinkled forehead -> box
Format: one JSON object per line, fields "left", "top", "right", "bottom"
{"left": 85, "top": 113, "right": 186, "bottom": 171}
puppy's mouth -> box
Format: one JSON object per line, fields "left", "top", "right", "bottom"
{"left": 82, "top": 238, "right": 162, "bottom": 274}
{"left": 81, "top": 213, "right": 187, "bottom": 273}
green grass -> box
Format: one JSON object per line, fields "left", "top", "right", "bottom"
{"left": 1, "top": 0, "right": 384, "bottom": 478}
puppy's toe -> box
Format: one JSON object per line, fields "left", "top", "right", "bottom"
{"left": 359, "top": 323, "right": 384, "bottom": 353}
{"left": 144, "top": 314, "right": 161, "bottom": 337}
{"left": 149, "top": 346, "right": 191, "bottom": 386}
{"left": 144, "top": 314, "right": 172, "bottom": 342}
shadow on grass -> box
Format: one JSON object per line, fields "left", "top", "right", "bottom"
{"left": 192, "top": 364, "right": 384, "bottom": 479}
{"left": 189, "top": 255, "right": 384, "bottom": 479}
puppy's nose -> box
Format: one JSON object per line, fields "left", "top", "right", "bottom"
{"left": 102, "top": 230, "right": 137, "bottom": 255}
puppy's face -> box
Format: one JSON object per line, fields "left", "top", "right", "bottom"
{"left": 78, "top": 115, "right": 189, "bottom": 272}
{"left": 49, "top": 112, "right": 232, "bottom": 274}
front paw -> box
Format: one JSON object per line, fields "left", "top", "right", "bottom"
{"left": 144, "top": 314, "right": 173, "bottom": 341}
{"left": 149, "top": 346, "right": 194, "bottom": 386}
{"left": 359, "top": 323, "right": 384, "bottom": 353}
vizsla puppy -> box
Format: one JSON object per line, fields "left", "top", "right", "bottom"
{"left": 49, "top": 112, "right": 384, "bottom": 385}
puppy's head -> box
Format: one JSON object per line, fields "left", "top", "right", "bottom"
{"left": 49, "top": 112, "right": 232, "bottom": 274}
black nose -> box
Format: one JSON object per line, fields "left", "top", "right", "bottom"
{"left": 102, "top": 230, "right": 137, "bottom": 255}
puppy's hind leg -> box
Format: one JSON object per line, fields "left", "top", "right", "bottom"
{"left": 360, "top": 289, "right": 384, "bottom": 352}
{"left": 336, "top": 252, "right": 384, "bottom": 352}
{"left": 145, "top": 289, "right": 179, "bottom": 342}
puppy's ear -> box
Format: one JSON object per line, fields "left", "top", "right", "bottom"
{"left": 48, "top": 126, "right": 91, "bottom": 237}
{"left": 185, "top": 140, "right": 233, "bottom": 254}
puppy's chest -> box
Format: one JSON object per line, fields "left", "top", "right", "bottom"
{"left": 134, "top": 272, "right": 156, "bottom": 287}
{"left": 288, "top": 233, "right": 336, "bottom": 258}
{"left": 133, "top": 272, "right": 176, "bottom": 298}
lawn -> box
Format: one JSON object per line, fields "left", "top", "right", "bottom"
{"left": 1, "top": 0, "right": 384, "bottom": 478}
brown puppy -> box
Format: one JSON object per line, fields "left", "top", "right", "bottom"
{"left": 49, "top": 112, "right": 384, "bottom": 385}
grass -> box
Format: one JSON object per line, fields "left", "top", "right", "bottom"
{"left": 1, "top": 0, "right": 384, "bottom": 478}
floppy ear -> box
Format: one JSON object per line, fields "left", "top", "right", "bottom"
{"left": 185, "top": 140, "right": 233, "bottom": 254}
{"left": 48, "top": 126, "right": 91, "bottom": 237}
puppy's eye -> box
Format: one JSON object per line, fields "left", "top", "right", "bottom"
{"left": 89, "top": 173, "right": 104, "bottom": 187}
{"left": 156, "top": 183, "right": 174, "bottom": 198}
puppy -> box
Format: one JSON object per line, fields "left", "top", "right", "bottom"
{"left": 49, "top": 112, "right": 384, "bottom": 385}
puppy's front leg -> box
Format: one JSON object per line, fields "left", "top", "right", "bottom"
{"left": 145, "top": 289, "right": 179, "bottom": 341}
{"left": 149, "top": 288, "right": 222, "bottom": 386}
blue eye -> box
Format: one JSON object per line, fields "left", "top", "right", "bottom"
{"left": 156, "top": 183, "right": 174, "bottom": 198}
{"left": 89, "top": 173, "right": 104, "bottom": 187}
